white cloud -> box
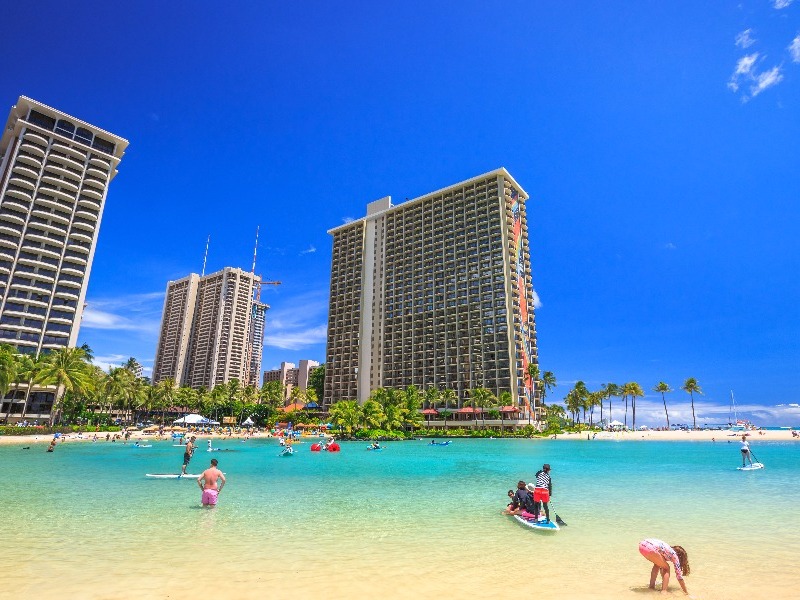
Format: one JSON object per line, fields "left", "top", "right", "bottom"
{"left": 664, "top": 242, "right": 677, "bottom": 250}
{"left": 735, "top": 29, "right": 756, "bottom": 49}
{"left": 560, "top": 396, "right": 800, "bottom": 427}
{"left": 91, "top": 354, "right": 153, "bottom": 375}
{"left": 773, "top": 0, "right": 793, "bottom": 9}
{"left": 531, "top": 288, "right": 542, "bottom": 309}
{"left": 342, "top": 217, "right": 355, "bottom": 224}
{"left": 789, "top": 34, "right": 800, "bottom": 62}
{"left": 750, "top": 65, "right": 784, "bottom": 97}
{"left": 728, "top": 52, "right": 759, "bottom": 92}
{"left": 299, "top": 245, "right": 317, "bottom": 255}
{"left": 82, "top": 292, "right": 164, "bottom": 334}
{"left": 264, "top": 290, "right": 328, "bottom": 350}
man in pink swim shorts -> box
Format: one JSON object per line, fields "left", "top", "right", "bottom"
{"left": 197, "top": 458, "right": 226, "bottom": 507}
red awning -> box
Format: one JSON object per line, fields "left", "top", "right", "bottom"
{"left": 421, "top": 408, "right": 439, "bottom": 415}
{"left": 456, "top": 407, "right": 482, "bottom": 413}
{"left": 500, "top": 406, "right": 521, "bottom": 413}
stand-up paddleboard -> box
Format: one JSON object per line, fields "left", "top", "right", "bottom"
{"left": 133, "top": 444, "right": 153, "bottom": 448}
{"left": 737, "top": 463, "right": 764, "bottom": 471}
{"left": 513, "top": 515, "right": 560, "bottom": 531}
{"left": 146, "top": 473, "right": 201, "bottom": 479}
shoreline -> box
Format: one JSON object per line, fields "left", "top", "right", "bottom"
{"left": 2, "top": 427, "right": 797, "bottom": 445}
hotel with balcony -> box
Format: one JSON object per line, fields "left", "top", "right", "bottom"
{"left": 152, "top": 267, "right": 266, "bottom": 390}
{"left": 323, "top": 168, "right": 539, "bottom": 422}
{"left": 0, "top": 96, "right": 127, "bottom": 420}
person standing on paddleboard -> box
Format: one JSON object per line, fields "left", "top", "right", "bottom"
{"left": 181, "top": 436, "right": 197, "bottom": 476}
{"left": 531, "top": 464, "right": 553, "bottom": 523}
{"left": 740, "top": 435, "right": 754, "bottom": 467}
{"left": 197, "top": 458, "right": 225, "bottom": 507}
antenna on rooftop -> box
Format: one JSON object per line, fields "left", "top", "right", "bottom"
{"left": 201, "top": 234, "right": 210, "bottom": 277}
{"left": 251, "top": 225, "right": 259, "bottom": 273}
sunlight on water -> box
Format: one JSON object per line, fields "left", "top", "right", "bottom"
{"left": 6, "top": 437, "right": 800, "bottom": 599}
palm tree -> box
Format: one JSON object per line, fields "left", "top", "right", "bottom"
{"left": 587, "top": 391, "right": 603, "bottom": 426}
{"left": 440, "top": 388, "right": 457, "bottom": 429}
{"left": 682, "top": 378, "right": 702, "bottom": 430}
{"left": 361, "top": 399, "right": 385, "bottom": 429}
{"left": 0, "top": 344, "right": 18, "bottom": 417}
{"left": 573, "top": 381, "right": 589, "bottom": 424}
{"left": 15, "top": 353, "right": 44, "bottom": 420}
{"left": 423, "top": 386, "right": 440, "bottom": 410}
{"left": 383, "top": 402, "right": 404, "bottom": 432}
{"left": 602, "top": 383, "right": 620, "bottom": 425}
{"left": 37, "top": 347, "right": 93, "bottom": 425}
{"left": 626, "top": 382, "right": 645, "bottom": 430}
{"left": 541, "top": 371, "right": 556, "bottom": 418}
{"left": 328, "top": 399, "right": 361, "bottom": 436}
{"left": 565, "top": 390, "right": 581, "bottom": 426}
{"left": 471, "top": 387, "right": 496, "bottom": 428}
{"left": 527, "top": 364, "right": 540, "bottom": 419}
{"left": 156, "top": 378, "right": 176, "bottom": 424}
{"left": 498, "top": 390, "right": 512, "bottom": 431}
{"left": 653, "top": 382, "right": 672, "bottom": 429}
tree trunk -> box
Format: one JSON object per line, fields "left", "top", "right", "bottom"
{"left": 690, "top": 392, "right": 697, "bottom": 429}
{"left": 662, "top": 393, "right": 670, "bottom": 428}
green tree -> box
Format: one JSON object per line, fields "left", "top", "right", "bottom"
{"left": 602, "top": 383, "right": 620, "bottom": 426}
{"left": 653, "top": 382, "right": 672, "bottom": 429}
{"left": 361, "top": 399, "right": 385, "bottom": 429}
{"left": 308, "top": 364, "right": 325, "bottom": 401}
{"left": 15, "top": 353, "right": 45, "bottom": 420}
{"left": 37, "top": 347, "right": 93, "bottom": 425}
{"left": 498, "top": 390, "right": 512, "bottom": 430}
{"left": 0, "top": 344, "right": 18, "bottom": 417}
{"left": 383, "top": 402, "right": 405, "bottom": 432}
{"left": 156, "top": 378, "right": 177, "bottom": 424}
{"left": 682, "top": 377, "right": 702, "bottom": 430}
{"left": 423, "top": 386, "right": 440, "bottom": 410}
{"left": 470, "top": 387, "right": 496, "bottom": 428}
{"left": 625, "top": 382, "right": 645, "bottom": 430}
{"left": 328, "top": 399, "right": 362, "bottom": 435}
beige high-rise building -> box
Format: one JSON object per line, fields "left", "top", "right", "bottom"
{"left": 153, "top": 267, "right": 266, "bottom": 389}
{"left": 0, "top": 97, "right": 127, "bottom": 420}
{"left": 324, "top": 168, "right": 538, "bottom": 415}
{"left": 263, "top": 359, "right": 320, "bottom": 401}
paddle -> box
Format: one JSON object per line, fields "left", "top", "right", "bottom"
{"left": 749, "top": 448, "right": 763, "bottom": 465}
{"left": 549, "top": 502, "right": 567, "bottom": 526}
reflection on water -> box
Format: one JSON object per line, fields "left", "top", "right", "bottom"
{"left": 5, "top": 438, "right": 800, "bottom": 599}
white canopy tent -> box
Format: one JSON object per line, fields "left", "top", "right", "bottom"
{"left": 242, "top": 417, "right": 254, "bottom": 426}
{"left": 173, "top": 414, "right": 219, "bottom": 425}
{"left": 608, "top": 420, "right": 625, "bottom": 430}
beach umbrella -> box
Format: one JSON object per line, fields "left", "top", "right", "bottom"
{"left": 173, "top": 414, "right": 211, "bottom": 425}
{"left": 242, "top": 417, "right": 254, "bottom": 427}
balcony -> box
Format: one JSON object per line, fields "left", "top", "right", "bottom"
{"left": 38, "top": 184, "right": 76, "bottom": 203}
{"left": 60, "top": 265, "right": 84, "bottom": 278}
{"left": 85, "top": 166, "right": 107, "bottom": 180}
{"left": 9, "top": 174, "right": 36, "bottom": 191}
{"left": 75, "top": 209, "right": 98, "bottom": 222}
{"left": 77, "top": 196, "right": 101, "bottom": 210}
{"left": 47, "top": 150, "right": 85, "bottom": 172}
{"left": 51, "top": 142, "right": 86, "bottom": 162}
{"left": 0, "top": 212, "right": 25, "bottom": 227}
{"left": 66, "top": 240, "right": 90, "bottom": 254}
{"left": 19, "top": 142, "right": 46, "bottom": 157}
{"left": 15, "top": 152, "right": 42, "bottom": 169}
{"left": 88, "top": 155, "right": 111, "bottom": 170}
{"left": 44, "top": 162, "right": 82, "bottom": 184}
{"left": 71, "top": 219, "right": 95, "bottom": 234}
{"left": 23, "top": 131, "right": 49, "bottom": 146}
{"left": 4, "top": 198, "right": 31, "bottom": 214}
{"left": 54, "top": 287, "right": 80, "bottom": 300}
{"left": 41, "top": 174, "right": 79, "bottom": 194}
{"left": 5, "top": 185, "right": 34, "bottom": 202}
{"left": 79, "top": 186, "right": 102, "bottom": 200}
{"left": 83, "top": 175, "right": 106, "bottom": 190}
{"left": 68, "top": 231, "right": 93, "bottom": 244}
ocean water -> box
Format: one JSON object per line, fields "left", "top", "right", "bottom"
{"left": 6, "top": 436, "right": 799, "bottom": 599}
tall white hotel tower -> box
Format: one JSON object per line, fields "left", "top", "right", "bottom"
{"left": 324, "top": 168, "right": 539, "bottom": 415}
{"left": 0, "top": 97, "right": 127, "bottom": 419}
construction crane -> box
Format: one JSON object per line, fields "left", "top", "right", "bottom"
{"left": 251, "top": 226, "right": 281, "bottom": 301}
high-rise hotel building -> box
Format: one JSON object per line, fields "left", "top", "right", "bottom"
{"left": 152, "top": 267, "right": 266, "bottom": 389}
{"left": 324, "top": 168, "right": 538, "bottom": 413}
{"left": 0, "top": 96, "right": 127, "bottom": 418}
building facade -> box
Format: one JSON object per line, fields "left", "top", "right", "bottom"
{"left": 0, "top": 96, "right": 127, "bottom": 419}
{"left": 152, "top": 267, "right": 266, "bottom": 389}
{"left": 324, "top": 168, "right": 538, "bottom": 415}
{"left": 263, "top": 359, "right": 320, "bottom": 401}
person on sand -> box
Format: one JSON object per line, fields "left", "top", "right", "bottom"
{"left": 531, "top": 464, "right": 553, "bottom": 523}
{"left": 197, "top": 458, "right": 225, "bottom": 507}
{"left": 638, "top": 538, "right": 690, "bottom": 595}
{"left": 740, "top": 435, "right": 754, "bottom": 467}
{"left": 181, "top": 436, "right": 197, "bottom": 476}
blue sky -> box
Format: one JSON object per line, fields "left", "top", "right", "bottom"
{"left": 2, "top": 1, "right": 798, "bottom": 425}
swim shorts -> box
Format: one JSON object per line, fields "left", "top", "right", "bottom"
{"left": 183, "top": 452, "right": 191, "bottom": 465}
{"left": 201, "top": 489, "right": 218, "bottom": 506}
{"left": 533, "top": 487, "right": 550, "bottom": 503}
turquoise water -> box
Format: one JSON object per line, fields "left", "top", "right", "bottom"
{"left": 6, "top": 437, "right": 800, "bottom": 599}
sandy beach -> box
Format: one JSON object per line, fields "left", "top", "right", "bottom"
{"left": 2, "top": 427, "right": 796, "bottom": 446}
